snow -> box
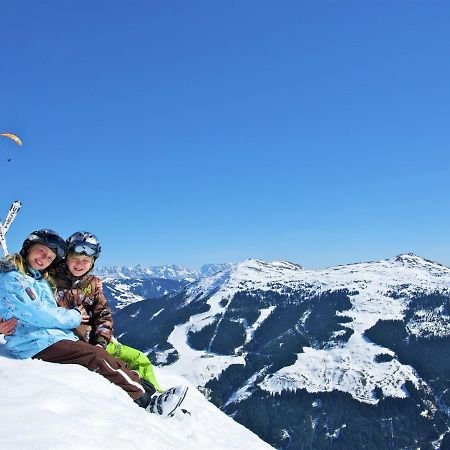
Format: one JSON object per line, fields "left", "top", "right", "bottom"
{"left": 257, "top": 255, "right": 450, "bottom": 404}
{"left": 224, "top": 366, "right": 270, "bottom": 407}
{"left": 407, "top": 306, "right": 450, "bottom": 338}
{"left": 168, "top": 289, "right": 246, "bottom": 386}
{"left": 165, "top": 254, "right": 450, "bottom": 405}
{"left": 105, "top": 281, "right": 145, "bottom": 309}
{"left": 242, "top": 305, "right": 276, "bottom": 347}
{"left": 0, "top": 338, "right": 272, "bottom": 450}
{"left": 149, "top": 308, "right": 164, "bottom": 321}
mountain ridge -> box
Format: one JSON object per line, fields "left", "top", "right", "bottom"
{"left": 96, "top": 263, "right": 233, "bottom": 282}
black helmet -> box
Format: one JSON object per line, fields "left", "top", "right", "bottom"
{"left": 20, "top": 229, "right": 67, "bottom": 263}
{"left": 66, "top": 231, "right": 101, "bottom": 259}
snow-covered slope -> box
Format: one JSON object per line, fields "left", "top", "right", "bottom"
{"left": 0, "top": 338, "right": 272, "bottom": 450}
{"left": 167, "top": 254, "right": 450, "bottom": 404}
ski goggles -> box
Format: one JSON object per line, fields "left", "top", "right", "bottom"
{"left": 71, "top": 243, "right": 98, "bottom": 257}
{"left": 27, "top": 231, "right": 67, "bottom": 260}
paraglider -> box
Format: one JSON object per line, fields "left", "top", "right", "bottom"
{"left": 1, "top": 132, "right": 22, "bottom": 162}
{"left": 1, "top": 133, "right": 22, "bottom": 146}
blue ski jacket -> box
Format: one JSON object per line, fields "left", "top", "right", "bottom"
{"left": 0, "top": 258, "right": 82, "bottom": 359}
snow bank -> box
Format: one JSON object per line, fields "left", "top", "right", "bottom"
{"left": 0, "top": 339, "right": 272, "bottom": 450}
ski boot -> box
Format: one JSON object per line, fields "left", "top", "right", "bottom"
{"left": 147, "top": 385, "right": 188, "bottom": 418}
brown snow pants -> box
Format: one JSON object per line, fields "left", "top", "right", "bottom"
{"left": 33, "top": 339, "right": 146, "bottom": 400}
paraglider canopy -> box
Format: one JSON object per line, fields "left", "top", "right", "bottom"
{"left": 1, "top": 133, "right": 22, "bottom": 146}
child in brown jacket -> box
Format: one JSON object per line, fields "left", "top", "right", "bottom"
{"left": 52, "top": 231, "right": 182, "bottom": 401}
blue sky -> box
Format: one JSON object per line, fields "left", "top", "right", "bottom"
{"left": 1, "top": 1, "right": 450, "bottom": 269}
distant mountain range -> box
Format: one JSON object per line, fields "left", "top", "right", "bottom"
{"left": 105, "top": 254, "right": 450, "bottom": 449}
{"left": 97, "top": 263, "right": 233, "bottom": 282}
{"left": 96, "top": 263, "right": 231, "bottom": 309}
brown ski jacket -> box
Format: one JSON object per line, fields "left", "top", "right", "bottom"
{"left": 53, "top": 265, "right": 113, "bottom": 348}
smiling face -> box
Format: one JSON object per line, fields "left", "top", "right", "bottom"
{"left": 66, "top": 254, "right": 94, "bottom": 277}
{"left": 26, "top": 243, "right": 57, "bottom": 270}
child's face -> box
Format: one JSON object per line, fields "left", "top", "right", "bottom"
{"left": 66, "top": 254, "right": 94, "bottom": 277}
{"left": 27, "top": 244, "right": 57, "bottom": 270}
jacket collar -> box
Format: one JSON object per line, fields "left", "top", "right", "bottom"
{"left": 26, "top": 266, "right": 43, "bottom": 280}
{"left": 0, "top": 257, "right": 43, "bottom": 280}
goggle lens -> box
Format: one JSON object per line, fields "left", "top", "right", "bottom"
{"left": 72, "top": 244, "right": 97, "bottom": 256}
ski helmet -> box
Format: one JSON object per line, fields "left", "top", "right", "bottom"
{"left": 20, "top": 229, "right": 67, "bottom": 263}
{"left": 66, "top": 231, "right": 101, "bottom": 259}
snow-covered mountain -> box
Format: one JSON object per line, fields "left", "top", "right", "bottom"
{"left": 101, "top": 276, "right": 188, "bottom": 310}
{"left": 113, "top": 254, "right": 450, "bottom": 449}
{"left": 97, "top": 263, "right": 232, "bottom": 309}
{"left": 0, "top": 338, "right": 272, "bottom": 450}
{"left": 97, "top": 263, "right": 232, "bottom": 282}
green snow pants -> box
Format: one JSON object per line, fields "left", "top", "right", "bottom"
{"left": 106, "top": 340, "right": 163, "bottom": 392}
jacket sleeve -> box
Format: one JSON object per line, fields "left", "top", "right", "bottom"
{"left": 0, "top": 278, "right": 82, "bottom": 330}
{"left": 91, "top": 277, "right": 113, "bottom": 347}
{"left": 56, "top": 289, "right": 77, "bottom": 309}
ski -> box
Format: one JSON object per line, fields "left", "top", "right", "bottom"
{"left": 2, "top": 200, "right": 22, "bottom": 234}
{"left": 0, "top": 200, "right": 22, "bottom": 256}
{"left": 0, "top": 222, "right": 9, "bottom": 256}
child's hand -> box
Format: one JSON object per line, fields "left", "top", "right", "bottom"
{"left": 0, "top": 317, "right": 17, "bottom": 335}
{"left": 74, "top": 306, "right": 90, "bottom": 324}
